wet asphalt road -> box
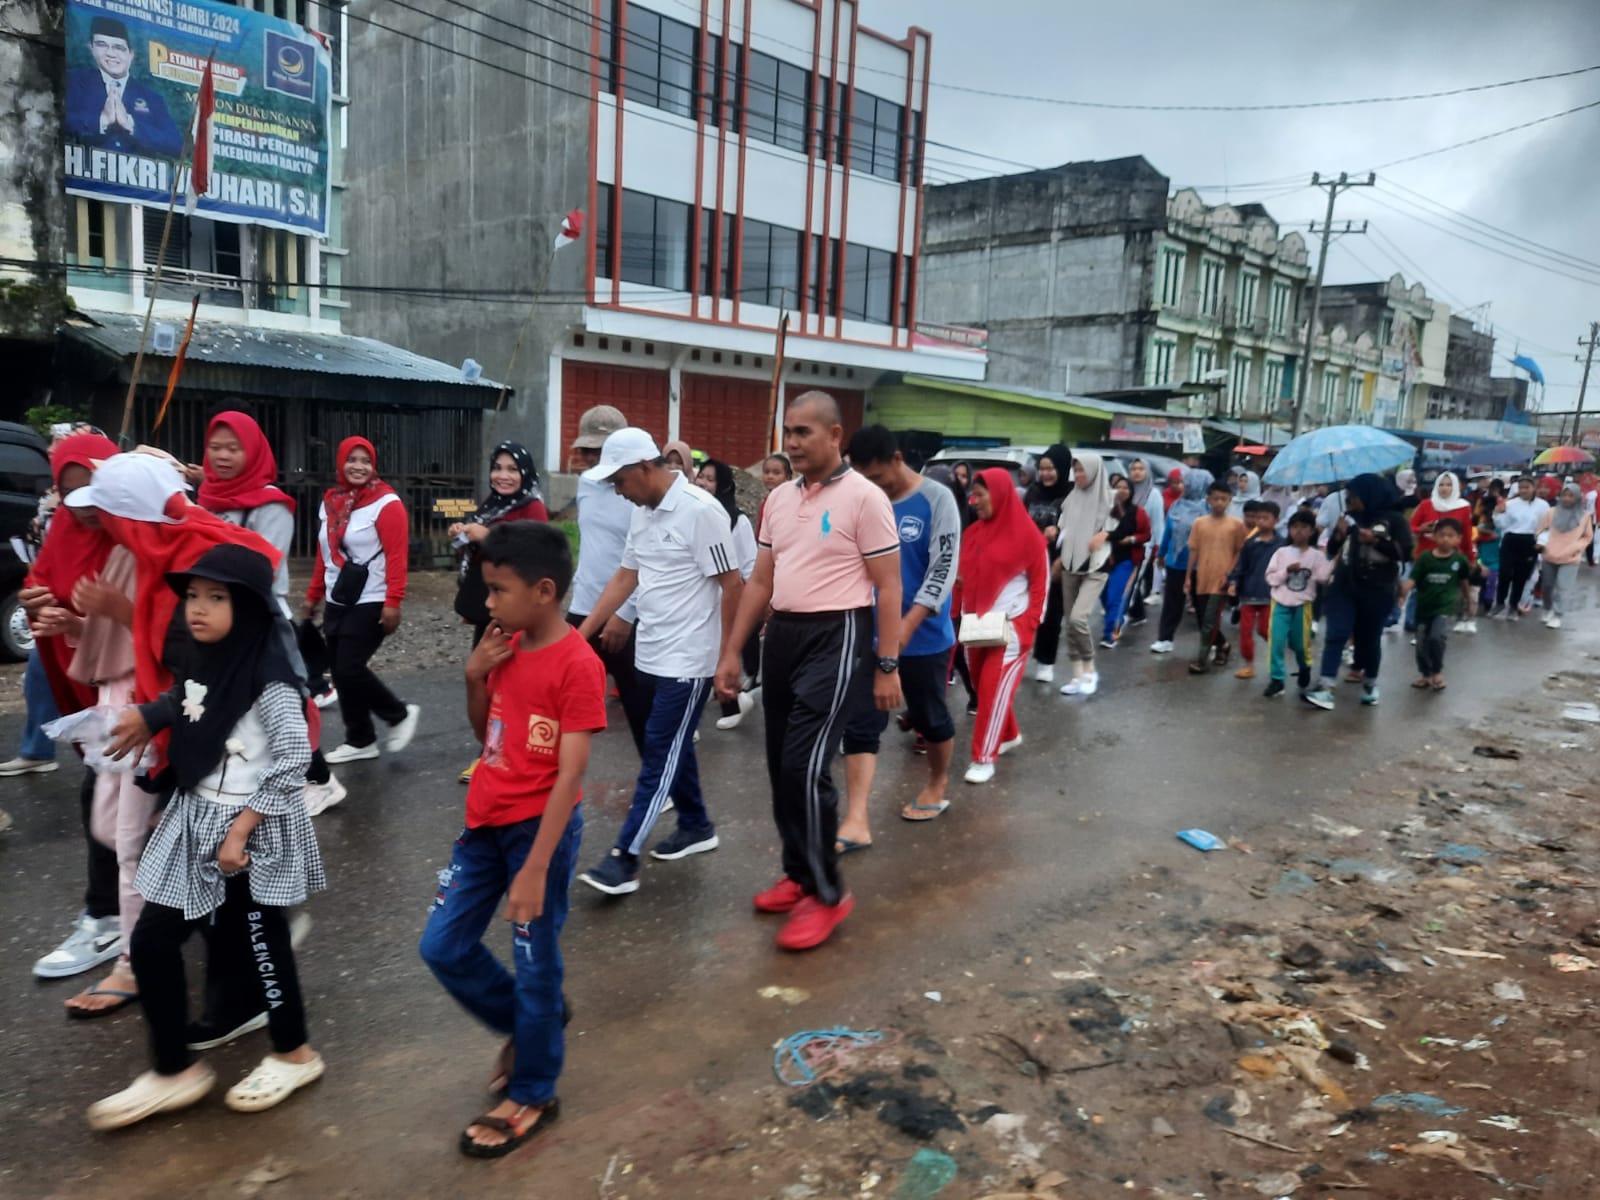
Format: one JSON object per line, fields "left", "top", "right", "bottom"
{"left": 2, "top": 582, "right": 1596, "bottom": 1198}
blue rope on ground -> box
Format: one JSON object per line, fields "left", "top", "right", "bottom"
{"left": 773, "top": 1027, "right": 889, "bottom": 1087}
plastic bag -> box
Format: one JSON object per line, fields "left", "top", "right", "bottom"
{"left": 42, "top": 706, "right": 156, "bottom": 774}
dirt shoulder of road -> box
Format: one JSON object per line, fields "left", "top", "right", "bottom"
{"left": 591, "top": 669, "right": 1600, "bottom": 1200}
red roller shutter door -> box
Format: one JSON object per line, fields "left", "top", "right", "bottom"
{"left": 680, "top": 375, "right": 771, "bottom": 468}
{"left": 560, "top": 362, "right": 669, "bottom": 451}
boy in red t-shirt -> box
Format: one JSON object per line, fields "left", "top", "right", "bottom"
{"left": 418, "top": 522, "right": 606, "bottom": 1159}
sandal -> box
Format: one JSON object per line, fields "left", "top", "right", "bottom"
{"left": 66, "top": 978, "right": 140, "bottom": 1020}
{"left": 460, "top": 1100, "right": 560, "bottom": 1159}
{"left": 901, "top": 799, "right": 949, "bottom": 822}
{"left": 834, "top": 837, "right": 873, "bottom": 854}
{"left": 1411, "top": 678, "right": 1431, "bottom": 689}
{"left": 1431, "top": 680, "right": 1447, "bottom": 691}
{"left": 224, "top": 1053, "right": 326, "bottom": 1112}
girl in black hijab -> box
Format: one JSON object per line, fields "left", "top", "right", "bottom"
{"left": 1304, "top": 474, "right": 1412, "bottom": 711}
{"left": 1025, "top": 444, "right": 1074, "bottom": 682}
{"left": 93, "top": 544, "right": 327, "bottom": 1130}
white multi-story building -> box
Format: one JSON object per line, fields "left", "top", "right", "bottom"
{"left": 346, "top": 0, "right": 982, "bottom": 471}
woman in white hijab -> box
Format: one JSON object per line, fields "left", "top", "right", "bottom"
{"left": 1226, "top": 468, "right": 1261, "bottom": 520}
{"left": 1053, "top": 455, "right": 1118, "bottom": 698}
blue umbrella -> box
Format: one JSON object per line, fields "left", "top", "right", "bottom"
{"left": 1449, "top": 442, "right": 1532, "bottom": 470}
{"left": 1263, "top": 425, "right": 1415, "bottom": 487}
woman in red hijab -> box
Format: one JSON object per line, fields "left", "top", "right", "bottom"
{"left": 958, "top": 468, "right": 1048, "bottom": 786}
{"left": 303, "top": 437, "right": 419, "bottom": 763}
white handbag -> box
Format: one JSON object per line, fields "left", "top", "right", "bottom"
{"left": 958, "top": 610, "right": 1012, "bottom": 648}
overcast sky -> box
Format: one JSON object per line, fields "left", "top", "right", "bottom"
{"left": 860, "top": 0, "right": 1599, "bottom": 413}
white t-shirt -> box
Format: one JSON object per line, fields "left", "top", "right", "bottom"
{"left": 570, "top": 475, "right": 637, "bottom": 623}
{"left": 620, "top": 473, "right": 738, "bottom": 678}
{"left": 1496, "top": 496, "right": 1549, "bottom": 536}
{"left": 731, "top": 512, "right": 757, "bottom": 580}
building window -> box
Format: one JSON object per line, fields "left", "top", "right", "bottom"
{"left": 602, "top": 186, "right": 690, "bottom": 291}
{"left": 1263, "top": 358, "right": 1285, "bottom": 406}
{"left": 697, "top": 207, "right": 732, "bottom": 299}
{"left": 1236, "top": 270, "right": 1259, "bottom": 327}
{"left": 739, "top": 218, "right": 804, "bottom": 308}
{"left": 607, "top": 2, "right": 699, "bottom": 120}
{"left": 1378, "top": 313, "right": 1394, "bottom": 347}
{"left": 1199, "top": 257, "right": 1224, "bottom": 318}
{"left": 830, "top": 240, "right": 896, "bottom": 324}
{"left": 1269, "top": 280, "right": 1292, "bottom": 336}
{"left": 1228, "top": 352, "right": 1252, "bottom": 415}
{"left": 1148, "top": 336, "right": 1177, "bottom": 386}
{"left": 1320, "top": 368, "right": 1340, "bottom": 419}
{"left": 848, "top": 90, "right": 905, "bottom": 181}
{"left": 1191, "top": 341, "right": 1216, "bottom": 383}
{"left": 1157, "top": 246, "right": 1184, "bottom": 309}
{"left": 1346, "top": 372, "right": 1364, "bottom": 422}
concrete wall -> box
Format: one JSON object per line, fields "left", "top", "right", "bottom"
{"left": 0, "top": 0, "right": 69, "bottom": 344}
{"left": 917, "top": 159, "right": 1167, "bottom": 395}
{"left": 341, "top": 0, "right": 592, "bottom": 474}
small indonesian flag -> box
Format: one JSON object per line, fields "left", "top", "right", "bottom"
{"left": 185, "top": 56, "right": 216, "bottom": 215}
{"left": 553, "top": 208, "right": 584, "bottom": 250}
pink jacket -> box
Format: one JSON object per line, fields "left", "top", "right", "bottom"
{"left": 1537, "top": 509, "right": 1595, "bottom": 566}
{"left": 1265, "top": 545, "right": 1334, "bottom": 607}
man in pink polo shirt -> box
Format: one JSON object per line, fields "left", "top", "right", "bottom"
{"left": 715, "top": 391, "right": 902, "bottom": 950}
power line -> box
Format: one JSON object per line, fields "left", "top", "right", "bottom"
{"left": 1354, "top": 192, "right": 1600, "bottom": 287}
{"left": 1366, "top": 97, "right": 1600, "bottom": 171}
{"left": 1376, "top": 180, "right": 1600, "bottom": 273}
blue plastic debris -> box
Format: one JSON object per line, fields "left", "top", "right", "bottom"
{"left": 896, "top": 1148, "right": 959, "bottom": 1199}
{"left": 1372, "top": 1092, "right": 1468, "bottom": 1117}
{"left": 1272, "top": 869, "right": 1318, "bottom": 896}
{"left": 1178, "top": 829, "right": 1227, "bottom": 852}
{"left": 1438, "top": 843, "right": 1489, "bottom": 861}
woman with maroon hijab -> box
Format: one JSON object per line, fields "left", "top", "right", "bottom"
{"left": 958, "top": 468, "right": 1048, "bottom": 786}
{"left": 303, "top": 437, "right": 419, "bottom": 764}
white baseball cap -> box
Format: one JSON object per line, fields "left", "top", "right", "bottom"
{"left": 64, "top": 451, "right": 187, "bottom": 523}
{"left": 582, "top": 427, "right": 661, "bottom": 482}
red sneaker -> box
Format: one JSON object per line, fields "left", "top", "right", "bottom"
{"left": 775, "top": 894, "right": 855, "bottom": 951}
{"left": 753, "top": 877, "right": 806, "bottom": 913}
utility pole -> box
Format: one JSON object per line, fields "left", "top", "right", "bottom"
{"left": 1567, "top": 321, "right": 1597, "bottom": 446}
{"left": 1291, "top": 171, "right": 1376, "bottom": 437}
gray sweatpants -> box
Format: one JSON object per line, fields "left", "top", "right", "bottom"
{"left": 1540, "top": 561, "right": 1578, "bottom": 616}
{"left": 1414, "top": 615, "right": 1452, "bottom": 677}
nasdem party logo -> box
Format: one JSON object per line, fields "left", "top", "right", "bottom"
{"left": 264, "top": 29, "right": 315, "bottom": 101}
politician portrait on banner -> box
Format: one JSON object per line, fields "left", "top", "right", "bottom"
{"left": 62, "top": 0, "right": 332, "bottom": 238}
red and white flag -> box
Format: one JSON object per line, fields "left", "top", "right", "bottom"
{"left": 553, "top": 208, "right": 584, "bottom": 251}
{"left": 185, "top": 56, "right": 216, "bottom": 215}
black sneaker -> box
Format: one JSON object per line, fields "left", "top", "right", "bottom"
{"left": 965, "top": 695, "right": 979, "bottom": 716}
{"left": 1263, "top": 679, "right": 1286, "bottom": 699}
{"left": 650, "top": 827, "right": 720, "bottom": 861}
{"left": 578, "top": 850, "right": 639, "bottom": 895}
{"left": 1297, "top": 666, "right": 1312, "bottom": 690}
{"left": 186, "top": 1011, "right": 268, "bottom": 1050}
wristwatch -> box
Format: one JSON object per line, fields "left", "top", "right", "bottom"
{"left": 876, "top": 656, "right": 900, "bottom": 674}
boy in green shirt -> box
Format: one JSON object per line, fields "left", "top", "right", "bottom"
{"left": 1399, "top": 517, "right": 1479, "bottom": 691}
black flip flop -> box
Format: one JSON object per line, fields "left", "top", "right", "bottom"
{"left": 835, "top": 838, "right": 873, "bottom": 854}
{"left": 459, "top": 1100, "right": 560, "bottom": 1159}
{"left": 65, "top": 984, "right": 140, "bottom": 1020}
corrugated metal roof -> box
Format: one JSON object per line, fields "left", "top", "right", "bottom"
{"left": 901, "top": 374, "right": 1177, "bottom": 419}
{"left": 63, "top": 310, "right": 502, "bottom": 391}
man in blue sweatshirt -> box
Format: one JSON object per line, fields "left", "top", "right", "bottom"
{"left": 1226, "top": 500, "right": 1285, "bottom": 680}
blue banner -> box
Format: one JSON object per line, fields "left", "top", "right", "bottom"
{"left": 63, "top": 0, "right": 331, "bottom": 237}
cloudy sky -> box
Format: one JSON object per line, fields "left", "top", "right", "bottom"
{"left": 861, "top": 0, "right": 1599, "bottom": 411}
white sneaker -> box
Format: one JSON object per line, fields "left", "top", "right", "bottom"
{"left": 303, "top": 775, "right": 347, "bottom": 816}
{"left": 33, "top": 912, "right": 123, "bottom": 979}
{"left": 999, "top": 734, "right": 1023, "bottom": 756}
{"left": 1452, "top": 620, "right": 1469, "bottom": 633}
{"left": 1463, "top": 621, "right": 1478, "bottom": 634}
{"left": 963, "top": 762, "right": 995, "bottom": 785}
{"left": 0, "top": 756, "right": 58, "bottom": 777}
{"left": 1150, "top": 641, "right": 1174, "bottom": 654}
{"left": 1059, "top": 677, "right": 1083, "bottom": 695}
{"left": 1033, "top": 662, "right": 1055, "bottom": 683}
{"left": 1098, "top": 638, "right": 1117, "bottom": 649}
{"left": 311, "top": 687, "right": 339, "bottom": 710}
{"left": 87, "top": 1065, "right": 216, "bottom": 1131}
{"left": 384, "top": 704, "right": 421, "bottom": 754}
{"left": 324, "top": 743, "right": 379, "bottom": 765}
{"left": 1079, "top": 672, "right": 1099, "bottom": 696}
{"left": 715, "top": 690, "right": 756, "bottom": 730}
{"left": 1547, "top": 614, "right": 1563, "bottom": 629}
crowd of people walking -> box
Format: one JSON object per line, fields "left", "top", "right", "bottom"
{"left": 8, "top": 403, "right": 1596, "bottom": 1157}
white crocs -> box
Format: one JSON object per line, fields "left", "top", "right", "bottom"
{"left": 225, "top": 1053, "right": 326, "bottom": 1113}
{"left": 87, "top": 1065, "right": 215, "bottom": 1130}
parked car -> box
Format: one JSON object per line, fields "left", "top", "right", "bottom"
{"left": 0, "top": 422, "right": 53, "bottom": 661}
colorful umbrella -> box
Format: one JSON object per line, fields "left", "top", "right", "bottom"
{"left": 1532, "top": 445, "right": 1594, "bottom": 467}
{"left": 1262, "top": 425, "right": 1415, "bottom": 487}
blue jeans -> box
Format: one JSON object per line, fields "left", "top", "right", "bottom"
{"left": 1101, "top": 560, "right": 1137, "bottom": 641}
{"left": 418, "top": 809, "right": 583, "bottom": 1106}
{"left": 1318, "top": 586, "right": 1392, "bottom": 687}
{"left": 617, "top": 673, "right": 712, "bottom": 857}
{"left": 21, "top": 649, "right": 59, "bottom": 761}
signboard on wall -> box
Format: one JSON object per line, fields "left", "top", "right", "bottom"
{"left": 63, "top": 0, "right": 331, "bottom": 236}
{"left": 1109, "top": 413, "right": 1205, "bottom": 453}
